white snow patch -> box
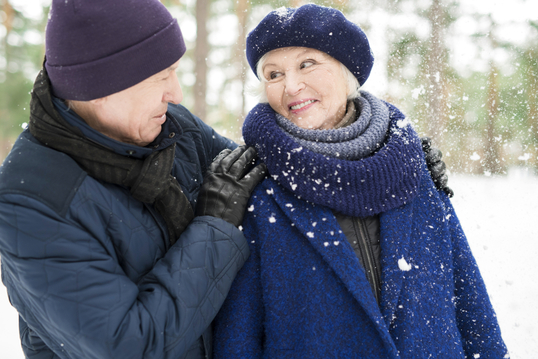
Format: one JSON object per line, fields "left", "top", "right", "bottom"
{"left": 274, "top": 6, "right": 288, "bottom": 18}
{"left": 268, "top": 216, "right": 276, "bottom": 223}
{"left": 247, "top": 205, "right": 255, "bottom": 212}
{"left": 398, "top": 257, "right": 413, "bottom": 271}
{"left": 306, "top": 232, "right": 314, "bottom": 238}
{"left": 397, "top": 119, "right": 410, "bottom": 128}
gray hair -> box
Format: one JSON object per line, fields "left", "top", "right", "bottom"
{"left": 253, "top": 52, "right": 361, "bottom": 103}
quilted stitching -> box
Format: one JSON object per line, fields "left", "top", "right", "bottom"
{"left": 0, "top": 105, "right": 246, "bottom": 359}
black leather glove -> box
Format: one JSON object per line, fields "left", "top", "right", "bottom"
{"left": 196, "top": 145, "right": 267, "bottom": 227}
{"left": 421, "top": 137, "right": 454, "bottom": 198}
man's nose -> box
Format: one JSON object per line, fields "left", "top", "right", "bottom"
{"left": 164, "top": 73, "right": 183, "bottom": 104}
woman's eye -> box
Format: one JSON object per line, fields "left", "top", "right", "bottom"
{"left": 300, "top": 60, "right": 315, "bottom": 69}
{"left": 269, "top": 71, "right": 282, "bottom": 80}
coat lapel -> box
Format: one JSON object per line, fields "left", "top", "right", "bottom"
{"left": 378, "top": 200, "right": 414, "bottom": 328}
{"left": 266, "top": 179, "right": 397, "bottom": 352}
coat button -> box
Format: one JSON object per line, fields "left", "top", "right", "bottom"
{"left": 169, "top": 132, "right": 176, "bottom": 138}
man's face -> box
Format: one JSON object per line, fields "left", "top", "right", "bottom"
{"left": 78, "top": 60, "right": 183, "bottom": 147}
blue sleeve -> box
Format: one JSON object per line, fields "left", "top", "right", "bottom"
{"left": 190, "top": 112, "right": 238, "bottom": 164}
{"left": 0, "top": 193, "right": 249, "bottom": 359}
{"left": 213, "top": 196, "right": 264, "bottom": 359}
{"left": 439, "top": 193, "right": 509, "bottom": 359}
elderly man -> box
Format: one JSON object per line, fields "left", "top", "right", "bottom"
{"left": 0, "top": 0, "right": 265, "bottom": 358}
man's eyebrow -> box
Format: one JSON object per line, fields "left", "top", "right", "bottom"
{"left": 169, "top": 62, "right": 180, "bottom": 71}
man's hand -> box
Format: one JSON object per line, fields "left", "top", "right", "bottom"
{"left": 421, "top": 137, "right": 454, "bottom": 198}
{"left": 196, "top": 145, "right": 267, "bottom": 227}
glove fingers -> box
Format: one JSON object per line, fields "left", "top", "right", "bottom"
{"left": 421, "top": 137, "right": 432, "bottom": 151}
{"left": 216, "top": 146, "right": 247, "bottom": 173}
{"left": 425, "top": 148, "right": 442, "bottom": 164}
{"left": 228, "top": 146, "right": 258, "bottom": 178}
{"left": 435, "top": 174, "right": 448, "bottom": 188}
{"left": 429, "top": 161, "right": 446, "bottom": 176}
{"left": 241, "top": 163, "right": 267, "bottom": 191}
{"left": 210, "top": 149, "right": 233, "bottom": 172}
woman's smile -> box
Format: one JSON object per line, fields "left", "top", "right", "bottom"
{"left": 262, "top": 47, "right": 348, "bottom": 130}
{"left": 289, "top": 99, "right": 317, "bottom": 113}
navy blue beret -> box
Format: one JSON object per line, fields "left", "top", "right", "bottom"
{"left": 246, "top": 4, "right": 374, "bottom": 86}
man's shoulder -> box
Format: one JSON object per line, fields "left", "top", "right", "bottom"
{"left": 167, "top": 103, "right": 203, "bottom": 133}
{"left": 0, "top": 131, "right": 87, "bottom": 216}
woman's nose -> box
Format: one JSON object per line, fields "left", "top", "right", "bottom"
{"left": 284, "top": 72, "right": 305, "bottom": 96}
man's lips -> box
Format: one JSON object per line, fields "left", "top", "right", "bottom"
{"left": 153, "top": 113, "right": 167, "bottom": 122}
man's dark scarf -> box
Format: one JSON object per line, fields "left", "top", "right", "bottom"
{"left": 242, "top": 92, "right": 424, "bottom": 217}
{"left": 28, "top": 69, "right": 193, "bottom": 245}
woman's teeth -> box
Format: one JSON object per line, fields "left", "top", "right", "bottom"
{"left": 290, "top": 100, "right": 315, "bottom": 110}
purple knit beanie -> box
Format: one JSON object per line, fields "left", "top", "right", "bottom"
{"left": 246, "top": 4, "right": 374, "bottom": 86}
{"left": 45, "top": 0, "right": 186, "bottom": 101}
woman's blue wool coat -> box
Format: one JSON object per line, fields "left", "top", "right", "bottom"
{"left": 213, "top": 162, "right": 508, "bottom": 358}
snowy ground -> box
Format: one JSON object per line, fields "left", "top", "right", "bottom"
{"left": 1, "top": 170, "right": 537, "bottom": 358}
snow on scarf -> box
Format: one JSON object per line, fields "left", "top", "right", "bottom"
{"left": 242, "top": 91, "right": 424, "bottom": 217}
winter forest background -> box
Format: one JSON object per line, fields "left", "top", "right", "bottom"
{"left": 0, "top": 0, "right": 537, "bottom": 357}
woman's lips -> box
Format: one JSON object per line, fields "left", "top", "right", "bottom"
{"left": 289, "top": 99, "right": 317, "bottom": 114}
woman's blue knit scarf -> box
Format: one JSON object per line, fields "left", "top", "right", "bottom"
{"left": 242, "top": 91, "right": 424, "bottom": 217}
{"left": 275, "top": 91, "right": 390, "bottom": 160}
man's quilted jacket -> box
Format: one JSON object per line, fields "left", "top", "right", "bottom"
{"left": 0, "top": 95, "right": 247, "bottom": 359}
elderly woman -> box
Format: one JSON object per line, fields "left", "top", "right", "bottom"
{"left": 213, "top": 4, "right": 508, "bottom": 359}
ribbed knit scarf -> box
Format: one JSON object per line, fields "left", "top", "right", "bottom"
{"left": 242, "top": 91, "right": 424, "bottom": 217}
{"left": 275, "top": 91, "right": 390, "bottom": 160}
{"left": 28, "top": 69, "right": 193, "bottom": 245}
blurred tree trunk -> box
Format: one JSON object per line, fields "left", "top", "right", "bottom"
{"left": 233, "top": 0, "right": 250, "bottom": 119}
{"left": 484, "top": 62, "right": 503, "bottom": 174}
{"left": 425, "top": 0, "right": 448, "bottom": 146}
{"left": 194, "top": 0, "right": 209, "bottom": 121}
{"left": 1, "top": 0, "right": 15, "bottom": 71}
{"left": 1, "top": 0, "right": 15, "bottom": 33}
{"left": 525, "top": 48, "right": 538, "bottom": 171}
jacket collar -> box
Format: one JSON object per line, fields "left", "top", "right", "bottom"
{"left": 52, "top": 97, "right": 182, "bottom": 160}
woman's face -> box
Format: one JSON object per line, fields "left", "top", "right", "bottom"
{"left": 262, "top": 47, "right": 349, "bottom": 130}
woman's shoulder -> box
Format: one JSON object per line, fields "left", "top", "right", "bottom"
{"left": 248, "top": 176, "right": 289, "bottom": 209}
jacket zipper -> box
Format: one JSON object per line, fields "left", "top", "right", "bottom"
{"left": 353, "top": 218, "right": 381, "bottom": 303}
